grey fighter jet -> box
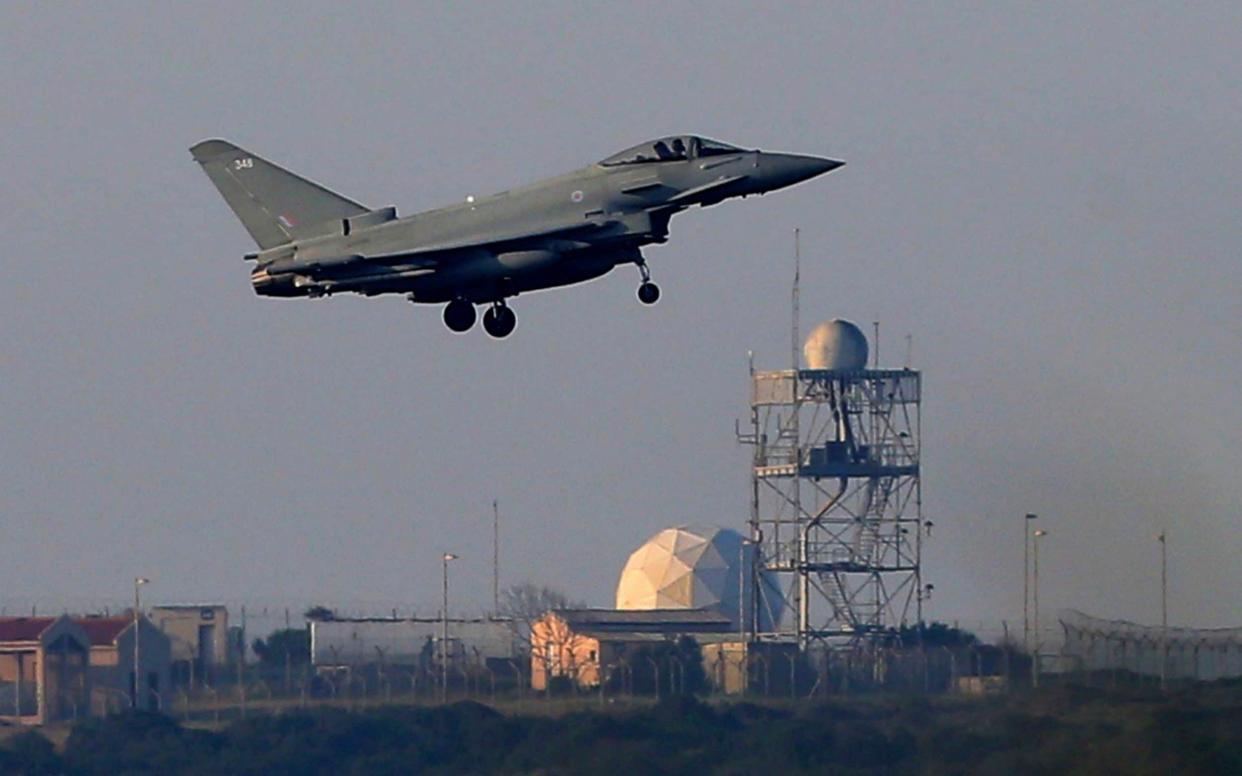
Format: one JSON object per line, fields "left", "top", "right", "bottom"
{"left": 191, "top": 135, "right": 841, "bottom": 338}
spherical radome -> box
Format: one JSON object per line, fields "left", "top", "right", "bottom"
{"left": 804, "top": 319, "right": 869, "bottom": 370}
{"left": 615, "top": 526, "right": 782, "bottom": 630}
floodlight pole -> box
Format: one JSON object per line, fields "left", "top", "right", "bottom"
{"left": 1159, "top": 531, "right": 1168, "bottom": 691}
{"left": 1023, "top": 514, "right": 1036, "bottom": 652}
{"left": 1032, "top": 530, "right": 1046, "bottom": 688}
{"left": 441, "top": 552, "right": 457, "bottom": 702}
{"left": 133, "top": 577, "right": 149, "bottom": 709}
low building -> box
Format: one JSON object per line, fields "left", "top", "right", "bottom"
{"left": 530, "top": 609, "right": 734, "bottom": 691}
{"left": 149, "top": 605, "right": 231, "bottom": 686}
{"left": 0, "top": 616, "right": 91, "bottom": 725}
{"left": 74, "top": 615, "right": 172, "bottom": 714}
{"left": 311, "top": 618, "right": 519, "bottom": 672}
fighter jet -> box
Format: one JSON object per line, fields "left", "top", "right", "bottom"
{"left": 191, "top": 135, "right": 841, "bottom": 338}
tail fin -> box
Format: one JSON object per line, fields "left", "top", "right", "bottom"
{"left": 190, "top": 139, "right": 369, "bottom": 249}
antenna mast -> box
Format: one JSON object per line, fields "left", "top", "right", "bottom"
{"left": 792, "top": 228, "right": 801, "bottom": 371}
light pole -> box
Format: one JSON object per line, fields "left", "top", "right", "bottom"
{"left": 492, "top": 500, "right": 500, "bottom": 615}
{"left": 441, "top": 552, "right": 458, "bottom": 702}
{"left": 1023, "top": 513, "right": 1037, "bottom": 652}
{"left": 133, "top": 577, "right": 149, "bottom": 709}
{"left": 1032, "top": 529, "right": 1047, "bottom": 688}
{"left": 1158, "top": 531, "right": 1168, "bottom": 691}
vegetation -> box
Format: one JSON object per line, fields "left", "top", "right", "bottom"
{"left": 890, "top": 620, "right": 981, "bottom": 647}
{"left": 251, "top": 628, "right": 311, "bottom": 669}
{"left": 1, "top": 682, "right": 1240, "bottom": 774}
{"left": 302, "top": 605, "right": 336, "bottom": 622}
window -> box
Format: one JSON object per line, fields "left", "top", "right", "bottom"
{"left": 697, "top": 137, "right": 744, "bottom": 157}
{"left": 600, "top": 136, "right": 747, "bottom": 166}
{"left": 601, "top": 136, "right": 697, "bottom": 166}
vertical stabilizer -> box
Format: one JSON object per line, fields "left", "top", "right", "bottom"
{"left": 190, "top": 139, "right": 369, "bottom": 249}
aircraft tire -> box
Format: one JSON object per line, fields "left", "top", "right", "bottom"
{"left": 443, "top": 299, "right": 477, "bottom": 333}
{"left": 482, "top": 305, "right": 517, "bottom": 338}
{"left": 637, "top": 281, "right": 660, "bottom": 305}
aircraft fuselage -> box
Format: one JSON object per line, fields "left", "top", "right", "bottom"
{"left": 193, "top": 135, "right": 841, "bottom": 336}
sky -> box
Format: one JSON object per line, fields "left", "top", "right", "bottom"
{"left": 2, "top": 2, "right": 1239, "bottom": 635}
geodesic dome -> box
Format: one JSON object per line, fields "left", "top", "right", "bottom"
{"left": 615, "top": 526, "right": 782, "bottom": 631}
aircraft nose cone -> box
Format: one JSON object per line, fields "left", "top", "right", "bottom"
{"left": 803, "top": 155, "right": 846, "bottom": 177}
{"left": 758, "top": 153, "right": 844, "bottom": 192}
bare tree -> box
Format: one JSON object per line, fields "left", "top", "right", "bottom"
{"left": 499, "top": 583, "right": 582, "bottom": 641}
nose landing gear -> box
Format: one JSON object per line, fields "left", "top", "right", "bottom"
{"left": 482, "top": 301, "right": 517, "bottom": 338}
{"left": 636, "top": 260, "right": 660, "bottom": 305}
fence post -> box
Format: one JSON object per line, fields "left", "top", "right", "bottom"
{"left": 785, "top": 652, "right": 798, "bottom": 699}
{"left": 941, "top": 647, "right": 956, "bottom": 693}
{"left": 506, "top": 659, "right": 523, "bottom": 700}
{"left": 646, "top": 657, "right": 660, "bottom": 699}
{"left": 207, "top": 685, "right": 219, "bottom": 726}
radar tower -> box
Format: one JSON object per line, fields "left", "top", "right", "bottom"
{"left": 739, "top": 253, "right": 924, "bottom": 650}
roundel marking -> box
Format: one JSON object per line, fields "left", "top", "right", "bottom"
{"left": 570, "top": 190, "right": 584, "bottom": 203}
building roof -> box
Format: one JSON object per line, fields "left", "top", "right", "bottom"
{"left": 0, "top": 617, "right": 58, "bottom": 642}
{"left": 576, "top": 631, "right": 677, "bottom": 643}
{"left": 73, "top": 617, "right": 132, "bottom": 646}
{"left": 322, "top": 617, "right": 514, "bottom": 625}
{"left": 553, "top": 609, "right": 733, "bottom": 633}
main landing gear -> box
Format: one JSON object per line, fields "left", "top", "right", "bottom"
{"left": 636, "top": 260, "right": 660, "bottom": 305}
{"left": 441, "top": 298, "right": 517, "bottom": 338}
{"left": 443, "top": 298, "right": 476, "bottom": 333}
{"left": 481, "top": 302, "right": 517, "bottom": 338}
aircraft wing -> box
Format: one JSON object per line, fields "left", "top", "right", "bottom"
{"left": 383, "top": 219, "right": 609, "bottom": 260}
{"left": 353, "top": 211, "right": 651, "bottom": 268}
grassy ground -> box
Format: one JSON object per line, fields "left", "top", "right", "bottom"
{"left": 2, "top": 681, "right": 1240, "bottom": 774}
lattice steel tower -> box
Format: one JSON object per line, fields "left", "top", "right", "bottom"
{"left": 738, "top": 321, "right": 924, "bottom": 648}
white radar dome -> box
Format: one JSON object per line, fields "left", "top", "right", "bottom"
{"left": 804, "top": 319, "right": 869, "bottom": 370}
{"left": 615, "top": 526, "right": 782, "bottom": 631}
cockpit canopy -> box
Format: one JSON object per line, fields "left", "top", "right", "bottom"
{"left": 599, "top": 136, "right": 747, "bottom": 166}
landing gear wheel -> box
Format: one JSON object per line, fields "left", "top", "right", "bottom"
{"left": 482, "top": 303, "right": 517, "bottom": 338}
{"left": 443, "top": 299, "right": 477, "bottom": 333}
{"left": 637, "top": 281, "right": 661, "bottom": 305}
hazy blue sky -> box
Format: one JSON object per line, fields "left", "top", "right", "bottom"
{"left": 2, "top": 3, "right": 1239, "bottom": 633}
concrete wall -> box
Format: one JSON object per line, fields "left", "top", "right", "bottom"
{"left": 150, "top": 606, "right": 230, "bottom": 684}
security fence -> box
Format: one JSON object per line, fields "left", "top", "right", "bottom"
{"left": 1059, "top": 609, "right": 1242, "bottom": 682}
{"left": 153, "top": 639, "right": 1041, "bottom": 726}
